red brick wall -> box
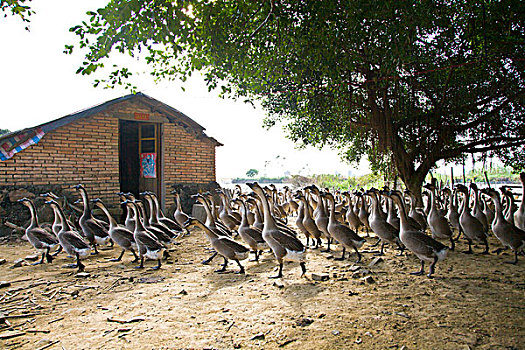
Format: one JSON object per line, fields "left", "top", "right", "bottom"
{"left": 0, "top": 99, "right": 217, "bottom": 210}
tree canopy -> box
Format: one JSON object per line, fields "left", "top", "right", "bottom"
{"left": 68, "top": 0, "right": 525, "bottom": 196}
{"left": 1, "top": 0, "right": 34, "bottom": 30}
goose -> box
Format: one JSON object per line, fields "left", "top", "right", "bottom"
{"left": 193, "top": 193, "right": 232, "bottom": 265}
{"left": 455, "top": 184, "right": 489, "bottom": 254}
{"left": 73, "top": 184, "right": 110, "bottom": 254}
{"left": 91, "top": 199, "right": 139, "bottom": 262}
{"left": 293, "top": 191, "right": 312, "bottom": 247}
{"left": 246, "top": 197, "right": 264, "bottom": 232}
{"left": 307, "top": 185, "right": 332, "bottom": 251}
{"left": 356, "top": 192, "right": 372, "bottom": 236}
{"left": 18, "top": 198, "right": 59, "bottom": 265}
{"left": 442, "top": 188, "right": 462, "bottom": 241}
{"left": 343, "top": 192, "right": 363, "bottom": 232}
{"left": 515, "top": 173, "right": 525, "bottom": 231}
{"left": 501, "top": 187, "right": 517, "bottom": 226}
{"left": 481, "top": 195, "right": 495, "bottom": 228}
{"left": 127, "top": 195, "right": 172, "bottom": 249}
{"left": 423, "top": 184, "right": 454, "bottom": 250}
{"left": 203, "top": 192, "right": 234, "bottom": 235}
{"left": 232, "top": 198, "right": 267, "bottom": 261}
{"left": 217, "top": 189, "right": 241, "bottom": 231}
{"left": 379, "top": 189, "right": 400, "bottom": 231}
{"left": 470, "top": 183, "right": 489, "bottom": 232}
{"left": 171, "top": 190, "right": 190, "bottom": 234}
{"left": 145, "top": 192, "right": 183, "bottom": 232}
{"left": 295, "top": 192, "right": 323, "bottom": 248}
{"left": 45, "top": 200, "right": 91, "bottom": 272}
{"left": 247, "top": 182, "right": 306, "bottom": 278}
{"left": 323, "top": 192, "right": 366, "bottom": 262}
{"left": 141, "top": 192, "right": 178, "bottom": 239}
{"left": 405, "top": 190, "right": 427, "bottom": 231}
{"left": 123, "top": 200, "right": 164, "bottom": 269}
{"left": 363, "top": 189, "right": 401, "bottom": 256}
{"left": 184, "top": 217, "right": 249, "bottom": 273}
{"left": 481, "top": 188, "right": 525, "bottom": 264}
{"left": 388, "top": 191, "right": 449, "bottom": 277}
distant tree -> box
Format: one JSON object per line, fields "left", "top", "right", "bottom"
{"left": 1, "top": 0, "right": 35, "bottom": 30}
{"left": 0, "top": 129, "right": 10, "bottom": 136}
{"left": 246, "top": 169, "right": 259, "bottom": 178}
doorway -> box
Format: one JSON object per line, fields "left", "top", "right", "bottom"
{"left": 119, "top": 120, "right": 161, "bottom": 198}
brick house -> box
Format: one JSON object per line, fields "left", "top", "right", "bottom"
{"left": 0, "top": 93, "right": 222, "bottom": 222}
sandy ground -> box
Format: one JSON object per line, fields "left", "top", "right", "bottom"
{"left": 0, "top": 226, "right": 523, "bottom": 350}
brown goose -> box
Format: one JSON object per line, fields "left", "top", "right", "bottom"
{"left": 247, "top": 182, "right": 306, "bottom": 278}
{"left": 217, "top": 189, "right": 241, "bottom": 231}
{"left": 423, "top": 184, "right": 454, "bottom": 250}
{"left": 405, "top": 190, "right": 427, "bottom": 231}
{"left": 147, "top": 192, "right": 183, "bottom": 232}
{"left": 123, "top": 200, "right": 164, "bottom": 269}
{"left": 323, "top": 192, "right": 366, "bottom": 262}
{"left": 470, "top": 183, "right": 489, "bottom": 232}
{"left": 142, "top": 192, "right": 178, "bottom": 239}
{"left": 389, "top": 191, "right": 449, "bottom": 278}
{"left": 45, "top": 200, "right": 91, "bottom": 272}
{"left": 455, "top": 184, "right": 489, "bottom": 254}
{"left": 232, "top": 198, "right": 267, "bottom": 261}
{"left": 73, "top": 184, "right": 110, "bottom": 254}
{"left": 442, "top": 188, "right": 462, "bottom": 241}
{"left": 307, "top": 185, "right": 332, "bottom": 251}
{"left": 246, "top": 197, "right": 264, "bottom": 232}
{"left": 171, "top": 190, "right": 190, "bottom": 234}
{"left": 364, "top": 189, "right": 402, "bottom": 256}
{"left": 91, "top": 199, "right": 139, "bottom": 262}
{"left": 184, "top": 217, "right": 249, "bottom": 273}
{"left": 293, "top": 191, "right": 313, "bottom": 247}
{"left": 18, "top": 198, "right": 59, "bottom": 265}
{"left": 295, "top": 192, "right": 323, "bottom": 248}
{"left": 481, "top": 188, "right": 525, "bottom": 264}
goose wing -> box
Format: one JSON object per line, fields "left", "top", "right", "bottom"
{"left": 136, "top": 231, "right": 164, "bottom": 250}
{"left": 402, "top": 230, "right": 447, "bottom": 255}
{"left": 86, "top": 219, "right": 109, "bottom": 237}
{"left": 271, "top": 230, "right": 305, "bottom": 252}
{"left": 218, "top": 237, "right": 250, "bottom": 253}
{"left": 62, "top": 231, "right": 90, "bottom": 249}
{"left": 30, "top": 228, "right": 59, "bottom": 245}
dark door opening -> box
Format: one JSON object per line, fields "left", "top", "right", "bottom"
{"left": 119, "top": 120, "right": 140, "bottom": 197}
{"left": 119, "top": 120, "right": 162, "bottom": 199}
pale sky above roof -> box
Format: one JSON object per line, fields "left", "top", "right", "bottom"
{"left": 0, "top": 0, "right": 371, "bottom": 180}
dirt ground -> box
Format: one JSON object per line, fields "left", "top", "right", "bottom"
{"left": 0, "top": 226, "right": 523, "bottom": 350}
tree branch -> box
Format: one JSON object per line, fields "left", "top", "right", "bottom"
{"left": 249, "top": 0, "right": 274, "bottom": 38}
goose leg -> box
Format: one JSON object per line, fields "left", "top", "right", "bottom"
{"left": 410, "top": 260, "right": 425, "bottom": 275}
{"left": 45, "top": 248, "right": 54, "bottom": 263}
{"left": 76, "top": 253, "right": 85, "bottom": 272}
{"left": 427, "top": 256, "right": 438, "bottom": 278}
{"left": 464, "top": 239, "right": 473, "bottom": 254}
{"left": 321, "top": 238, "right": 331, "bottom": 253}
{"left": 234, "top": 259, "right": 245, "bottom": 274}
{"left": 395, "top": 242, "right": 405, "bottom": 256}
{"left": 269, "top": 262, "right": 284, "bottom": 279}
{"left": 33, "top": 252, "right": 45, "bottom": 265}
{"left": 334, "top": 247, "right": 346, "bottom": 261}
{"left": 300, "top": 262, "right": 306, "bottom": 276}
{"left": 130, "top": 248, "right": 139, "bottom": 263}
{"left": 480, "top": 240, "right": 490, "bottom": 255}
{"left": 135, "top": 256, "right": 145, "bottom": 269}
{"left": 51, "top": 245, "right": 62, "bottom": 257}
{"left": 151, "top": 259, "right": 162, "bottom": 270}
{"left": 354, "top": 246, "right": 362, "bottom": 263}
{"left": 314, "top": 238, "right": 322, "bottom": 249}
{"left": 91, "top": 244, "right": 99, "bottom": 255}
{"left": 216, "top": 257, "right": 228, "bottom": 273}
{"left": 454, "top": 228, "right": 462, "bottom": 241}
{"left": 202, "top": 251, "right": 218, "bottom": 265}
{"left": 450, "top": 237, "right": 455, "bottom": 251}
{"left": 110, "top": 249, "right": 126, "bottom": 262}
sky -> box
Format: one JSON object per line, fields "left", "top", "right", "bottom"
{"left": 0, "top": 0, "right": 369, "bottom": 180}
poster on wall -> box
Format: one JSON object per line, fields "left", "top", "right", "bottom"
{"left": 140, "top": 153, "right": 157, "bottom": 178}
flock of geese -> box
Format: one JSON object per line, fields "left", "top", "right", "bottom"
{"left": 15, "top": 173, "right": 525, "bottom": 280}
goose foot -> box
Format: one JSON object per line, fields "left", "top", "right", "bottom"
{"left": 45, "top": 254, "right": 54, "bottom": 263}
{"left": 64, "top": 263, "right": 78, "bottom": 269}
{"left": 410, "top": 271, "right": 424, "bottom": 276}
{"left": 300, "top": 262, "right": 306, "bottom": 276}
{"left": 151, "top": 265, "right": 161, "bottom": 270}
{"left": 134, "top": 265, "right": 145, "bottom": 269}
{"left": 373, "top": 252, "right": 385, "bottom": 256}
{"left": 269, "top": 263, "right": 283, "bottom": 279}
{"left": 51, "top": 246, "right": 62, "bottom": 256}
{"left": 334, "top": 257, "right": 345, "bottom": 261}
{"left": 77, "top": 263, "right": 85, "bottom": 273}
{"left": 202, "top": 252, "right": 218, "bottom": 265}
{"left": 31, "top": 261, "right": 43, "bottom": 266}
{"left": 370, "top": 238, "right": 381, "bottom": 247}
{"left": 109, "top": 258, "right": 122, "bottom": 262}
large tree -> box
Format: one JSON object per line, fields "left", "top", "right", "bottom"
{"left": 68, "top": 0, "right": 525, "bottom": 199}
